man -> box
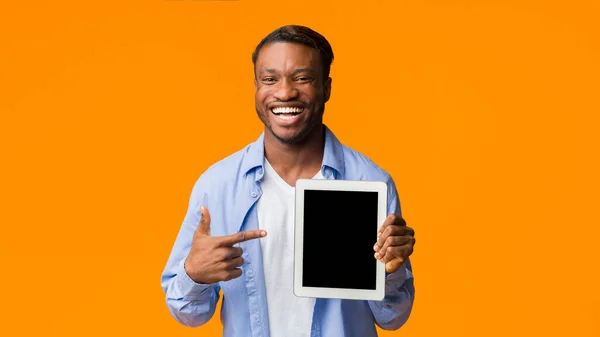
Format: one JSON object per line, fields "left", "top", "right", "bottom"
{"left": 161, "top": 25, "right": 416, "bottom": 337}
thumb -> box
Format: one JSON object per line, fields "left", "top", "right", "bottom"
{"left": 385, "top": 257, "right": 404, "bottom": 274}
{"left": 196, "top": 206, "right": 211, "bottom": 236}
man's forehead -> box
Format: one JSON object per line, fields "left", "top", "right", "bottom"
{"left": 255, "top": 43, "right": 321, "bottom": 73}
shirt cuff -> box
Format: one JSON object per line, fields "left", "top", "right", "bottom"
{"left": 385, "top": 262, "right": 408, "bottom": 284}
{"left": 173, "top": 259, "right": 216, "bottom": 300}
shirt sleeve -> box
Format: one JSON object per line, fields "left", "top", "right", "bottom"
{"left": 367, "top": 177, "right": 415, "bottom": 330}
{"left": 160, "top": 177, "right": 221, "bottom": 327}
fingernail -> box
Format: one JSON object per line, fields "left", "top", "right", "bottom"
{"left": 374, "top": 252, "right": 380, "bottom": 259}
{"left": 373, "top": 244, "right": 378, "bottom": 251}
{"left": 260, "top": 231, "right": 267, "bottom": 237}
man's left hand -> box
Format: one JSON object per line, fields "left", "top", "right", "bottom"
{"left": 373, "top": 214, "right": 416, "bottom": 274}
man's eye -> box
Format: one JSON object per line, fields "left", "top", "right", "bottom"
{"left": 297, "top": 77, "right": 313, "bottom": 82}
{"left": 262, "top": 78, "right": 276, "bottom": 83}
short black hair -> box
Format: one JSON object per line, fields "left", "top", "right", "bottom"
{"left": 252, "top": 25, "right": 334, "bottom": 81}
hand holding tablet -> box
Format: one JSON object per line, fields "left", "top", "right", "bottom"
{"left": 374, "top": 214, "right": 416, "bottom": 274}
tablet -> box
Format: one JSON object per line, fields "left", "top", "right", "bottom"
{"left": 294, "top": 179, "right": 387, "bottom": 301}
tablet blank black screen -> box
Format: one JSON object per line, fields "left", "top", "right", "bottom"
{"left": 302, "top": 189, "right": 378, "bottom": 290}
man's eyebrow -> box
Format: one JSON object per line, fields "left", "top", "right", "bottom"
{"left": 258, "top": 68, "right": 315, "bottom": 75}
{"left": 259, "top": 68, "right": 278, "bottom": 74}
{"left": 292, "top": 68, "right": 314, "bottom": 75}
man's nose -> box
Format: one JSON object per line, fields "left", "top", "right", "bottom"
{"left": 273, "top": 79, "right": 299, "bottom": 101}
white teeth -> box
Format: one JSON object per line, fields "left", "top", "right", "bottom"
{"left": 271, "top": 106, "right": 303, "bottom": 114}
{"left": 276, "top": 114, "right": 298, "bottom": 120}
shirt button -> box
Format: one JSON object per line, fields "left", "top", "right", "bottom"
{"left": 251, "top": 191, "right": 257, "bottom": 197}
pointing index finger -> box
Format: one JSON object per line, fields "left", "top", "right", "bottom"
{"left": 219, "top": 229, "right": 267, "bottom": 246}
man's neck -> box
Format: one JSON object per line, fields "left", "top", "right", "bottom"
{"left": 263, "top": 126, "right": 325, "bottom": 187}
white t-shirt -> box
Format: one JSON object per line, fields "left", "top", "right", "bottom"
{"left": 257, "top": 160, "right": 325, "bottom": 337}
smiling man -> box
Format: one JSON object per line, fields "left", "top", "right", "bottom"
{"left": 161, "top": 25, "right": 416, "bottom": 337}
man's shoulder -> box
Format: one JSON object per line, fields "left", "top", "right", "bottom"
{"left": 193, "top": 141, "right": 257, "bottom": 188}
{"left": 339, "top": 142, "right": 401, "bottom": 209}
{"left": 340, "top": 143, "right": 393, "bottom": 182}
{"left": 206, "top": 147, "right": 249, "bottom": 176}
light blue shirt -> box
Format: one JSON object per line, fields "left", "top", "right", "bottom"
{"left": 161, "top": 125, "right": 415, "bottom": 337}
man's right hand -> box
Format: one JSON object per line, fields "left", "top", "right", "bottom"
{"left": 184, "top": 206, "right": 267, "bottom": 284}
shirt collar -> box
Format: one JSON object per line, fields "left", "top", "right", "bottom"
{"left": 241, "top": 124, "right": 345, "bottom": 179}
{"left": 321, "top": 124, "right": 345, "bottom": 178}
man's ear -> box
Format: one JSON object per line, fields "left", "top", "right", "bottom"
{"left": 254, "top": 77, "right": 258, "bottom": 91}
{"left": 324, "top": 77, "right": 332, "bottom": 103}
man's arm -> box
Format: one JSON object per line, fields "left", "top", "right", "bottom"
{"left": 367, "top": 179, "right": 415, "bottom": 330}
{"left": 160, "top": 180, "right": 220, "bottom": 327}
{"left": 368, "top": 259, "right": 415, "bottom": 330}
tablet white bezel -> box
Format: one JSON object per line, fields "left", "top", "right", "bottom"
{"left": 293, "top": 178, "right": 387, "bottom": 301}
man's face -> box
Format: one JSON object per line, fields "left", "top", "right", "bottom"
{"left": 254, "top": 42, "right": 331, "bottom": 145}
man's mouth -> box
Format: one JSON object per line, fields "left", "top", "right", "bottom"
{"left": 271, "top": 106, "right": 305, "bottom": 120}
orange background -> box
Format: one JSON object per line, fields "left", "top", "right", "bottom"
{"left": 1, "top": 0, "right": 599, "bottom": 336}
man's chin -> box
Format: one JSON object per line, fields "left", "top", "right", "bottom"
{"left": 269, "top": 127, "right": 307, "bottom": 145}
{"left": 274, "top": 132, "right": 304, "bottom": 145}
